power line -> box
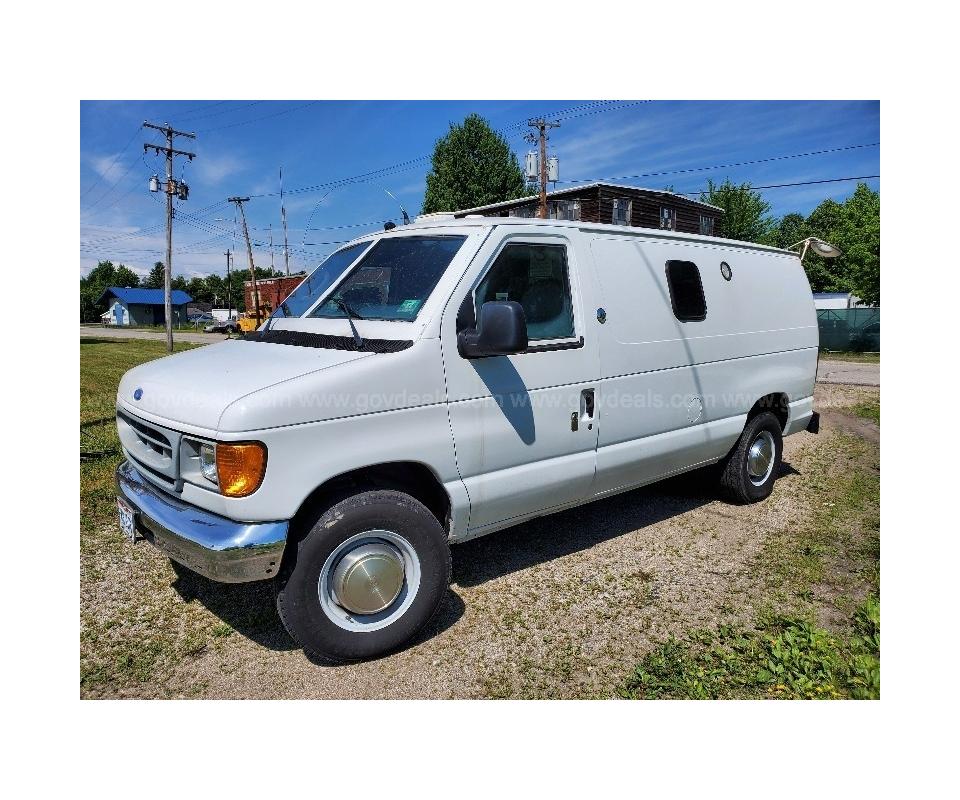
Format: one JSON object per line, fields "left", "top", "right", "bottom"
{"left": 81, "top": 153, "right": 144, "bottom": 215}
{"left": 198, "top": 101, "right": 318, "bottom": 133}
{"left": 245, "top": 101, "right": 648, "bottom": 200}
{"left": 168, "top": 100, "right": 259, "bottom": 121}
{"left": 80, "top": 127, "right": 141, "bottom": 199}
{"left": 80, "top": 199, "right": 230, "bottom": 246}
{"left": 168, "top": 100, "right": 230, "bottom": 117}
{"left": 675, "top": 174, "right": 879, "bottom": 198}
{"left": 558, "top": 142, "right": 880, "bottom": 186}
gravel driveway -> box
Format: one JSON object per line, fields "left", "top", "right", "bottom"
{"left": 817, "top": 358, "right": 880, "bottom": 386}
{"left": 80, "top": 325, "right": 228, "bottom": 344}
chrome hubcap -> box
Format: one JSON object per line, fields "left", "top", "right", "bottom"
{"left": 747, "top": 430, "right": 776, "bottom": 485}
{"left": 318, "top": 530, "right": 421, "bottom": 632}
{"left": 331, "top": 542, "right": 405, "bottom": 615}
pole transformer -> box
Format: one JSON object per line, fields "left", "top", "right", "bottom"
{"left": 525, "top": 118, "right": 560, "bottom": 219}
{"left": 144, "top": 121, "right": 196, "bottom": 353}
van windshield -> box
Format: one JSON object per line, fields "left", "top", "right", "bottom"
{"left": 270, "top": 242, "right": 371, "bottom": 319}
{"left": 309, "top": 235, "right": 467, "bottom": 321}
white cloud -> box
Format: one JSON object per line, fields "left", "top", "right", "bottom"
{"left": 193, "top": 153, "right": 244, "bottom": 185}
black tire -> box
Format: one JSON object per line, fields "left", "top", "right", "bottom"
{"left": 719, "top": 411, "right": 783, "bottom": 504}
{"left": 276, "top": 490, "right": 451, "bottom": 662}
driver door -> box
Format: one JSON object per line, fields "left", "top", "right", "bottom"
{"left": 441, "top": 228, "right": 601, "bottom": 534}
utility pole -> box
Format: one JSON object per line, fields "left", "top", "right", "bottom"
{"left": 280, "top": 167, "right": 290, "bottom": 276}
{"left": 228, "top": 197, "right": 262, "bottom": 327}
{"left": 224, "top": 249, "right": 233, "bottom": 323}
{"left": 144, "top": 121, "right": 196, "bottom": 353}
{"left": 525, "top": 118, "right": 560, "bottom": 219}
{"left": 268, "top": 224, "right": 275, "bottom": 272}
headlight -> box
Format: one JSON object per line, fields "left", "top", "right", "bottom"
{"left": 199, "top": 443, "right": 218, "bottom": 483}
{"left": 215, "top": 442, "right": 268, "bottom": 498}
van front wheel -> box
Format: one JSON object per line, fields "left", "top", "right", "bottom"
{"left": 276, "top": 490, "right": 451, "bottom": 662}
{"left": 719, "top": 411, "right": 783, "bottom": 504}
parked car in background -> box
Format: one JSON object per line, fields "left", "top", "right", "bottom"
{"left": 114, "top": 215, "right": 819, "bottom": 662}
{"left": 204, "top": 319, "right": 239, "bottom": 334}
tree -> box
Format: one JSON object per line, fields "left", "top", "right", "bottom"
{"left": 770, "top": 213, "right": 809, "bottom": 251}
{"left": 187, "top": 276, "right": 211, "bottom": 304}
{"left": 80, "top": 260, "right": 123, "bottom": 322}
{"left": 422, "top": 114, "right": 527, "bottom": 214}
{"left": 700, "top": 179, "right": 776, "bottom": 244}
{"left": 144, "top": 261, "right": 165, "bottom": 289}
{"left": 113, "top": 265, "right": 141, "bottom": 288}
{"left": 805, "top": 184, "right": 880, "bottom": 304}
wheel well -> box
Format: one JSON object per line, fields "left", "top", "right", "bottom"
{"left": 748, "top": 393, "right": 789, "bottom": 431}
{"left": 289, "top": 462, "right": 452, "bottom": 542}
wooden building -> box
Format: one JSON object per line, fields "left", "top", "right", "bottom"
{"left": 452, "top": 182, "right": 723, "bottom": 236}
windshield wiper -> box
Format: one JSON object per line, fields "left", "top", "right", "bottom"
{"left": 333, "top": 297, "right": 365, "bottom": 350}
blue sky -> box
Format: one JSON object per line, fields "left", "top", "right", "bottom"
{"left": 80, "top": 100, "right": 879, "bottom": 279}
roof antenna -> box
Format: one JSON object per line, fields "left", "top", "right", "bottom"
{"left": 381, "top": 187, "right": 411, "bottom": 225}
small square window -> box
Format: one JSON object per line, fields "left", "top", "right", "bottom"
{"left": 612, "top": 198, "right": 632, "bottom": 226}
{"left": 699, "top": 215, "right": 715, "bottom": 236}
{"left": 549, "top": 200, "right": 581, "bottom": 221}
{"left": 660, "top": 207, "right": 676, "bottom": 230}
{"left": 665, "top": 260, "right": 707, "bottom": 321}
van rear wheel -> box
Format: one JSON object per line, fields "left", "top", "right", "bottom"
{"left": 276, "top": 490, "right": 451, "bottom": 662}
{"left": 719, "top": 411, "right": 783, "bottom": 504}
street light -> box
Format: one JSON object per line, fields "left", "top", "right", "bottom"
{"left": 789, "top": 237, "right": 842, "bottom": 262}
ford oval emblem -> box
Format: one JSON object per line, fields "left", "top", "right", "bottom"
{"left": 133, "top": 388, "right": 143, "bottom": 401}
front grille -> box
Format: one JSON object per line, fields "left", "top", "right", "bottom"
{"left": 117, "top": 409, "right": 182, "bottom": 491}
{"left": 120, "top": 411, "right": 173, "bottom": 458}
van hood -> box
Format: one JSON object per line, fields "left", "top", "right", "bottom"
{"left": 116, "top": 339, "right": 372, "bottom": 431}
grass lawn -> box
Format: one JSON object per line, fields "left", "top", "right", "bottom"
{"left": 80, "top": 339, "right": 200, "bottom": 531}
{"left": 620, "top": 424, "right": 880, "bottom": 699}
{"left": 819, "top": 351, "right": 880, "bottom": 363}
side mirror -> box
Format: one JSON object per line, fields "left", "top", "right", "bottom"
{"left": 457, "top": 301, "right": 528, "bottom": 358}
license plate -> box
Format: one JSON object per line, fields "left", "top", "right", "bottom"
{"left": 117, "top": 497, "right": 137, "bottom": 542}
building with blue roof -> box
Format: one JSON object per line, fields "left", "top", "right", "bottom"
{"left": 97, "top": 287, "right": 193, "bottom": 327}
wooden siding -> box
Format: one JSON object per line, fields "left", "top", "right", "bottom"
{"left": 456, "top": 183, "right": 721, "bottom": 236}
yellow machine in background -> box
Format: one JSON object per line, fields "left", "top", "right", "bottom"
{"left": 236, "top": 304, "right": 271, "bottom": 332}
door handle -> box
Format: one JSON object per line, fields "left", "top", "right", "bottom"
{"left": 582, "top": 389, "right": 595, "bottom": 419}
{"left": 580, "top": 389, "right": 595, "bottom": 431}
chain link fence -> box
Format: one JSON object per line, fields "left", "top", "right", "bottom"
{"left": 817, "top": 308, "right": 880, "bottom": 352}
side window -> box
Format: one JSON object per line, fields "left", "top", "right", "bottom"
{"left": 699, "top": 215, "right": 715, "bottom": 236}
{"left": 612, "top": 198, "right": 632, "bottom": 226}
{"left": 660, "top": 206, "right": 676, "bottom": 230}
{"left": 475, "top": 243, "right": 575, "bottom": 342}
{"left": 665, "top": 260, "right": 707, "bottom": 321}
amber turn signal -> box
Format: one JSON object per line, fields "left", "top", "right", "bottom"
{"left": 215, "top": 442, "right": 267, "bottom": 497}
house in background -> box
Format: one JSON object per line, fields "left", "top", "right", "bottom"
{"left": 98, "top": 287, "right": 193, "bottom": 326}
{"left": 243, "top": 274, "right": 306, "bottom": 315}
{"left": 450, "top": 182, "right": 724, "bottom": 236}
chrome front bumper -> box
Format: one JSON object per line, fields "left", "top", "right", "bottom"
{"left": 116, "top": 460, "right": 288, "bottom": 583}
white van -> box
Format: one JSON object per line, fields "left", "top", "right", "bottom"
{"left": 115, "top": 216, "right": 819, "bottom": 660}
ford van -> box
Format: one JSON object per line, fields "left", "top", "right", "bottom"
{"left": 115, "top": 215, "right": 819, "bottom": 660}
